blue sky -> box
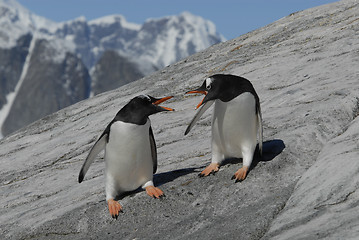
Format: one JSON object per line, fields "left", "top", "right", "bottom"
{"left": 18, "top": 0, "right": 338, "bottom": 40}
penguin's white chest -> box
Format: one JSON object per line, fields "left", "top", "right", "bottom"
{"left": 105, "top": 120, "right": 153, "bottom": 191}
{"left": 212, "top": 92, "right": 258, "bottom": 157}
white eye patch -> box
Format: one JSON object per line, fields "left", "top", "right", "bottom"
{"left": 139, "top": 95, "right": 151, "bottom": 101}
{"left": 205, "top": 78, "right": 213, "bottom": 89}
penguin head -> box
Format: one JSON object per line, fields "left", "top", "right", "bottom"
{"left": 185, "top": 75, "right": 221, "bottom": 109}
{"left": 116, "top": 95, "right": 174, "bottom": 125}
{"left": 132, "top": 94, "right": 174, "bottom": 115}
{"left": 186, "top": 74, "right": 252, "bottom": 109}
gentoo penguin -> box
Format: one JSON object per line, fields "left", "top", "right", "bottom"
{"left": 185, "top": 74, "right": 262, "bottom": 182}
{"left": 78, "top": 95, "right": 174, "bottom": 219}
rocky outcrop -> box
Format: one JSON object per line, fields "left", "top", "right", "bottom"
{"left": 0, "top": 33, "right": 32, "bottom": 109}
{"left": 91, "top": 50, "right": 144, "bottom": 96}
{"left": 2, "top": 38, "right": 90, "bottom": 135}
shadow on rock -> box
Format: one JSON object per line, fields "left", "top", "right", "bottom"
{"left": 154, "top": 167, "right": 199, "bottom": 187}
{"left": 220, "top": 139, "right": 286, "bottom": 171}
{"left": 261, "top": 139, "right": 285, "bottom": 160}
{"left": 115, "top": 167, "right": 198, "bottom": 200}
{"left": 116, "top": 140, "right": 285, "bottom": 199}
{"left": 251, "top": 139, "right": 286, "bottom": 170}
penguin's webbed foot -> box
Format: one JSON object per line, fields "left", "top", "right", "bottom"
{"left": 232, "top": 166, "right": 249, "bottom": 183}
{"left": 146, "top": 186, "right": 164, "bottom": 199}
{"left": 199, "top": 163, "right": 220, "bottom": 177}
{"left": 107, "top": 199, "right": 123, "bottom": 219}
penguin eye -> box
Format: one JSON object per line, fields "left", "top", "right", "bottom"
{"left": 206, "top": 84, "right": 211, "bottom": 90}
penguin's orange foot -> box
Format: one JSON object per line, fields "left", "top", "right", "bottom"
{"left": 199, "top": 163, "right": 220, "bottom": 177}
{"left": 146, "top": 186, "right": 164, "bottom": 199}
{"left": 107, "top": 199, "right": 123, "bottom": 219}
{"left": 231, "top": 166, "right": 249, "bottom": 183}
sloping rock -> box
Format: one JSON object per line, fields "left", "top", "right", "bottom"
{"left": 1, "top": 0, "right": 359, "bottom": 239}
{"left": 263, "top": 116, "right": 359, "bottom": 239}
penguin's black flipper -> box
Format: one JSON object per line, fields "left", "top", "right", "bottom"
{"left": 149, "top": 126, "right": 157, "bottom": 174}
{"left": 78, "top": 132, "right": 107, "bottom": 183}
{"left": 185, "top": 100, "right": 214, "bottom": 135}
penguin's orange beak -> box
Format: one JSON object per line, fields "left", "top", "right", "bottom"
{"left": 185, "top": 90, "right": 207, "bottom": 109}
{"left": 153, "top": 96, "right": 175, "bottom": 111}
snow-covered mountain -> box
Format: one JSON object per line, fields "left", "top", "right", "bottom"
{"left": 123, "top": 11, "right": 226, "bottom": 73}
{"left": 54, "top": 11, "right": 225, "bottom": 73}
{"left": 0, "top": 0, "right": 84, "bottom": 137}
{"left": 0, "top": 0, "right": 58, "bottom": 48}
{"left": 0, "top": 0, "right": 225, "bottom": 137}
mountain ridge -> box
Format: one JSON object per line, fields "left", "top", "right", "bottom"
{"left": 0, "top": 0, "right": 224, "bottom": 137}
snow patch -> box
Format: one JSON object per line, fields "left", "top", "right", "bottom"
{"left": 0, "top": 33, "right": 36, "bottom": 136}
{"left": 42, "top": 37, "right": 75, "bottom": 63}
{"left": 89, "top": 14, "right": 141, "bottom": 31}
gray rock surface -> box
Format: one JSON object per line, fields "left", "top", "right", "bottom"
{"left": 1, "top": 0, "right": 359, "bottom": 239}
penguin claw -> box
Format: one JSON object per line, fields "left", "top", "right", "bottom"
{"left": 108, "top": 199, "right": 123, "bottom": 219}
{"left": 235, "top": 179, "right": 242, "bottom": 183}
{"left": 232, "top": 166, "right": 249, "bottom": 182}
{"left": 114, "top": 210, "right": 124, "bottom": 218}
{"left": 233, "top": 174, "right": 244, "bottom": 183}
